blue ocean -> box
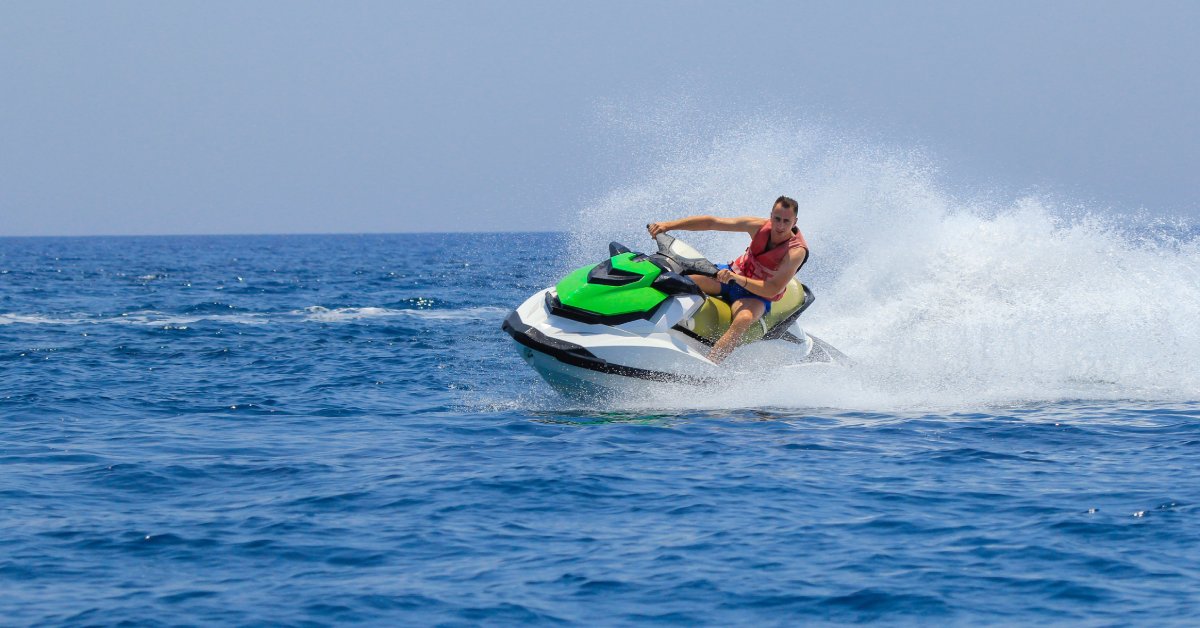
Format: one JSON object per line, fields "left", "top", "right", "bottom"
{"left": 3, "top": 226, "right": 1199, "bottom": 625}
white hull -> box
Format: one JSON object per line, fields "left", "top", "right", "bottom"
{"left": 504, "top": 288, "right": 841, "bottom": 399}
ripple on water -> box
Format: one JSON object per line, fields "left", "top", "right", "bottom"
{"left": 2, "top": 234, "right": 1199, "bottom": 624}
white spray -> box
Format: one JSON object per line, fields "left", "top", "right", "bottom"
{"left": 569, "top": 118, "right": 1200, "bottom": 409}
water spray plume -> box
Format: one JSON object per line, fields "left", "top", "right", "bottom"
{"left": 571, "top": 119, "right": 1200, "bottom": 410}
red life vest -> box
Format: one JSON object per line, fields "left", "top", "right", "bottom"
{"left": 730, "top": 221, "right": 809, "bottom": 302}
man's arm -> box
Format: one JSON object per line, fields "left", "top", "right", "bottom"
{"left": 726, "top": 246, "right": 808, "bottom": 299}
{"left": 648, "top": 216, "right": 763, "bottom": 238}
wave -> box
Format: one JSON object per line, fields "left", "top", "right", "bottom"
{"left": 296, "top": 306, "right": 508, "bottom": 322}
{"left": 0, "top": 307, "right": 509, "bottom": 327}
{"left": 0, "top": 311, "right": 271, "bottom": 327}
{"left": 570, "top": 116, "right": 1200, "bottom": 408}
{"left": 115, "top": 311, "right": 270, "bottom": 327}
{"left": 0, "top": 313, "right": 90, "bottom": 326}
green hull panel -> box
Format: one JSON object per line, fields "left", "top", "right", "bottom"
{"left": 555, "top": 253, "right": 667, "bottom": 316}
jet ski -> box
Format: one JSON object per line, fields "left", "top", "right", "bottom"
{"left": 501, "top": 234, "right": 847, "bottom": 398}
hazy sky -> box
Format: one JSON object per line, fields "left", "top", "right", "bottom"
{"left": 2, "top": 1, "right": 1197, "bottom": 236}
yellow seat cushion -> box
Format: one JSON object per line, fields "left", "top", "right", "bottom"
{"left": 684, "top": 278, "right": 805, "bottom": 345}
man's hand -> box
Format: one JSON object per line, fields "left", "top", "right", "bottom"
{"left": 716, "top": 268, "right": 740, "bottom": 285}
{"left": 646, "top": 222, "right": 669, "bottom": 239}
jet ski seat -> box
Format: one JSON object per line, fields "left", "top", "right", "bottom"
{"left": 682, "top": 277, "right": 808, "bottom": 345}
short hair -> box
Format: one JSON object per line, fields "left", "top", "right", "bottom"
{"left": 774, "top": 196, "right": 798, "bottom": 216}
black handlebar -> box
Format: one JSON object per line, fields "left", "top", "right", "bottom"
{"left": 653, "top": 234, "right": 719, "bottom": 277}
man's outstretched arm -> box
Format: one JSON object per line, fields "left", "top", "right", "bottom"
{"left": 648, "top": 216, "right": 763, "bottom": 238}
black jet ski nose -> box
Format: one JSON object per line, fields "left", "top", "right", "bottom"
{"left": 609, "top": 242, "right": 633, "bottom": 256}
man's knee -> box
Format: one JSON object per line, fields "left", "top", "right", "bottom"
{"left": 732, "top": 301, "right": 765, "bottom": 321}
{"left": 728, "top": 306, "right": 762, "bottom": 330}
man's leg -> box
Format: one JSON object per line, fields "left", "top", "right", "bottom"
{"left": 688, "top": 274, "right": 722, "bottom": 296}
{"left": 708, "top": 298, "right": 767, "bottom": 364}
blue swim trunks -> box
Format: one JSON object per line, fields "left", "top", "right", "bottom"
{"left": 715, "top": 264, "right": 772, "bottom": 314}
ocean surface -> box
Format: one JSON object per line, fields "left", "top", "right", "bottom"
{"left": 3, "top": 232, "right": 1200, "bottom": 625}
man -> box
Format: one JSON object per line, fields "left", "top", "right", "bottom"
{"left": 647, "top": 196, "right": 809, "bottom": 363}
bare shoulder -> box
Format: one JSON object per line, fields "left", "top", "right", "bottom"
{"left": 782, "top": 243, "right": 808, "bottom": 272}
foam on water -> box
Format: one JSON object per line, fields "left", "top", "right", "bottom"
{"left": 114, "top": 311, "right": 271, "bottom": 327}
{"left": 571, "top": 119, "right": 1200, "bottom": 409}
{"left": 0, "top": 307, "right": 509, "bottom": 327}
{"left": 0, "top": 313, "right": 84, "bottom": 326}
{"left": 298, "top": 306, "right": 508, "bottom": 322}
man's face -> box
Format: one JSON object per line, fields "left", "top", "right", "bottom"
{"left": 769, "top": 203, "right": 796, "bottom": 237}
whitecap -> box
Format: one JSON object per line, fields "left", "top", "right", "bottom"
{"left": 296, "top": 305, "right": 507, "bottom": 322}
{"left": 0, "top": 313, "right": 88, "bottom": 326}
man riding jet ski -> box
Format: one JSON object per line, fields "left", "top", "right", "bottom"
{"left": 647, "top": 196, "right": 809, "bottom": 363}
{"left": 501, "top": 197, "right": 847, "bottom": 398}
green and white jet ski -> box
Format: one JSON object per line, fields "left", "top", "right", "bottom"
{"left": 501, "top": 234, "right": 847, "bottom": 398}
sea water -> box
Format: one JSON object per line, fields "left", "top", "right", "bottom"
{"left": 4, "top": 121, "right": 1200, "bottom": 624}
{"left": 2, "top": 229, "right": 1198, "bottom": 625}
